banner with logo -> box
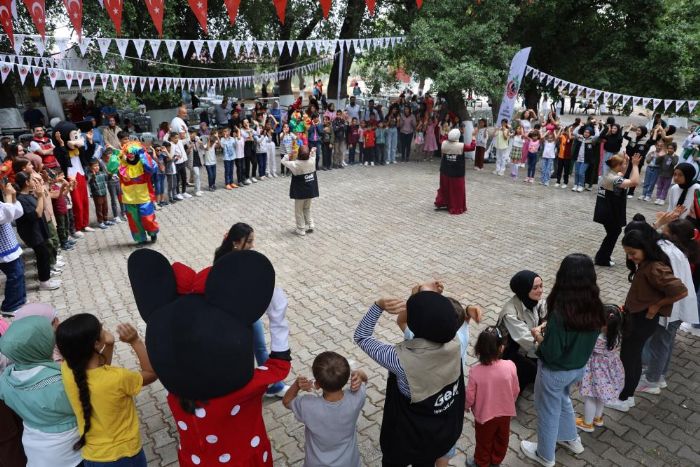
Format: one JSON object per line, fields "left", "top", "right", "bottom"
{"left": 496, "top": 47, "right": 531, "bottom": 124}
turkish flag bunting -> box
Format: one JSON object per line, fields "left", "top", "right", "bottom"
{"left": 144, "top": 0, "right": 164, "bottom": 36}
{"left": 365, "top": 0, "right": 375, "bottom": 15}
{"left": 273, "top": 0, "right": 286, "bottom": 24}
{"left": 22, "top": 0, "right": 46, "bottom": 40}
{"left": 0, "top": 0, "right": 13, "bottom": 47}
{"left": 319, "top": 0, "right": 331, "bottom": 18}
{"left": 62, "top": 0, "right": 82, "bottom": 39}
{"left": 416, "top": 0, "right": 422, "bottom": 7}
{"left": 187, "top": 0, "right": 207, "bottom": 33}
{"left": 223, "top": 0, "right": 239, "bottom": 24}
{"left": 103, "top": 0, "right": 123, "bottom": 35}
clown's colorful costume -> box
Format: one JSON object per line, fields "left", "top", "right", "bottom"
{"left": 108, "top": 142, "right": 159, "bottom": 244}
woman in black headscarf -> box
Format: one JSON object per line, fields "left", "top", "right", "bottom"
{"left": 496, "top": 271, "right": 547, "bottom": 392}
{"left": 657, "top": 162, "right": 700, "bottom": 229}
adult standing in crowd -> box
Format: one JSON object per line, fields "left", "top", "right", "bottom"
{"left": 281, "top": 146, "right": 319, "bottom": 237}
{"left": 399, "top": 107, "right": 416, "bottom": 162}
{"left": 345, "top": 96, "right": 361, "bottom": 123}
{"left": 497, "top": 270, "right": 546, "bottom": 393}
{"left": 170, "top": 105, "right": 194, "bottom": 185}
{"left": 102, "top": 115, "right": 122, "bottom": 150}
{"left": 0, "top": 182, "right": 26, "bottom": 316}
{"left": 521, "top": 254, "right": 605, "bottom": 467}
{"left": 599, "top": 122, "right": 623, "bottom": 177}
{"left": 215, "top": 97, "right": 231, "bottom": 127}
{"left": 593, "top": 154, "right": 640, "bottom": 267}
{"left": 433, "top": 128, "right": 476, "bottom": 215}
{"left": 23, "top": 102, "right": 45, "bottom": 129}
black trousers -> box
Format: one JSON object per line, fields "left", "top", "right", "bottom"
{"left": 555, "top": 159, "right": 572, "bottom": 184}
{"left": 619, "top": 312, "right": 660, "bottom": 400}
{"left": 175, "top": 163, "right": 187, "bottom": 194}
{"left": 235, "top": 159, "right": 246, "bottom": 184}
{"left": 595, "top": 222, "right": 622, "bottom": 264}
{"left": 505, "top": 351, "right": 538, "bottom": 393}
{"left": 322, "top": 143, "right": 332, "bottom": 169}
{"left": 585, "top": 157, "right": 599, "bottom": 186}
{"left": 244, "top": 141, "right": 257, "bottom": 179}
{"left": 399, "top": 132, "right": 413, "bottom": 161}
{"left": 32, "top": 241, "right": 52, "bottom": 282}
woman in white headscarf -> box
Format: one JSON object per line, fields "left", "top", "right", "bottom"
{"left": 434, "top": 128, "right": 476, "bottom": 215}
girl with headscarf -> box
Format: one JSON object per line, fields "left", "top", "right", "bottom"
{"left": 497, "top": 270, "right": 547, "bottom": 392}
{"left": 665, "top": 162, "right": 700, "bottom": 226}
{"left": 13, "top": 302, "right": 63, "bottom": 362}
{"left": 434, "top": 128, "right": 476, "bottom": 215}
{"left": 0, "top": 316, "right": 83, "bottom": 467}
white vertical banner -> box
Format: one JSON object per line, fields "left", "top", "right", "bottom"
{"left": 496, "top": 47, "right": 531, "bottom": 124}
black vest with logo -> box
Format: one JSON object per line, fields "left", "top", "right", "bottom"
{"left": 289, "top": 171, "right": 319, "bottom": 199}
{"left": 594, "top": 173, "right": 627, "bottom": 227}
{"left": 379, "top": 369, "right": 465, "bottom": 464}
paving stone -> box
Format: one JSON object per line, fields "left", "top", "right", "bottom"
{"left": 13, "top": 161, "right": 699, "bottom": 466}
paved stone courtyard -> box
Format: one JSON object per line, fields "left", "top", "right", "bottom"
{"left": 19, "top": 159, "right": 700, "bottom": 466}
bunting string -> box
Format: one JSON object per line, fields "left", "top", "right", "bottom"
{"left": 0, "top": 33, "right": 404, "bottom": 61}
{"left": 525, "top": 66, "right": 698, "bottom": 114}
{"left": 0, "top": 54, "right": 336, "bottom": 91}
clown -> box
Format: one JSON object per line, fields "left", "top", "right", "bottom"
{"left": 289, "top": 109, "right": 308, "bottom": 146}
{"left": 108, "top": 138, "right": 159, "bottom": 244}
{"left": 127, "top": 249, "right": 291, "bottom": 467}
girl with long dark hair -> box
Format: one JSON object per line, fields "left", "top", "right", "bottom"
{"left": 214, "top": 223, "right": 290, "bottom": 397}
{"left": 521, "top": 254, "right": 605, "bottom": 467}
{"left": 604, "top": 230, "right": 687, "bottom": 412}
{"left": 55, "top": 314, "right": 157, "bottom": 466}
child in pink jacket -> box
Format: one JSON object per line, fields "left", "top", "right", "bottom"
{"left": 466, "top": 327, "right": 520, "bottom": 467}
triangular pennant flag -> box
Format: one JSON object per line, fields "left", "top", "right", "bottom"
{"left": 164, "top": 39, "right": 177, "bottom": 58}
{"left": 416, "top": 0, "right": 422, "bottom": 7}
{"left": 115, "top": 38, "right": 129, "bottom": 57}
{"left": 129, "top": 75, "right": 136, "bottom": 91}
{"left": 187, "top": 0, "right": 207, "bottom": 32}
{"left": 576, "top": 86, "right": 584, "bottom": 97}
{"left": 75, "top": 71, "right": 84, "bottom": 88}
{"left": 62, "top": 0, "right": 82, "bottom": 39}
{"left": 611, "top": 93, "right": 621, "bottom": 104}
{"left": 179, "top": 39, "right": 192, "bottom": 58}
{"left": 205, "top": 39, "right": 217, "bottom": 56}
{"left": 31, "top": 35, "right": 45, "bottom": 55}
{"left": 147, "top": 76, "right": 155, "bottom": 91}
{"left": 88, "top": 72, "right": 96, "bottom": 89}
{"left": 295, "top": 40, "right": 304, "bottom": 54}
{"left": 0, "top": 0, "right": 15, "bottom": 48}
{"left": 157, "top": 77, "right": 163, "bottom": 90}
{"left": 78, "top": 36, "right": 91, "bottom": 56}
{"left": 103, "top": 0, "right": 123, "bottom": 35}
{"left": 319, "top": 0, "right": 331, "bottom": 18}
{"left": 16, "top": 64, "right": 28, "bottom": 84}
{"left": 144, "top": 0, "right": 164, "bottom": 36}
{"left": 97, "top": 37, "right": 111, "bottom": 57}
{"left": 56, "top": 37, "right": 69, "bottom": 53}
{"left": 110, "top": 74, "right": 119, "bottom": 90}
{"left": 642, "top": 97, "right": 651, "bottom": 108}
{"left": 218, "top": 39, "right": 229, "bottom": 58}
{"left": 223, "top": 0, "right": 239, "bottom": 24}
{"left": 63, "top": 70, "right": 74, "bottom": 89}
{"left": 99, "top": 72, "right": 109, "bottom": 88}
{"left": 133, "top": 38, "right": 146, "bottom": 57}
{"left": 254, "top": 41, "right": 263, "bottom": 56}
{"left": 674, "top": 101, "right": 686, "bottom": 112}
{"left": 621, "top": 95, "right": 632, "bottom": 107}
{"left": 192, "top": 39, "right": 204, "bottom": 57}
{"left": 165, "top": 77, "right": 172, "bottom": 91}
{"left": 22, "top": 0, "right": 45, "bottom": 40}
{"left": 688, "top": 101, "right": 698, "bottom": 113}
{"left": 664, "top": 99, "right": 674, "bottom": 111}
{"left": 285, "top": 40, "right": 293, "bottom": 54}
{"left": 603, "top": 92, "right": 610, "bottom": 103}
{"left": 31, "top": 65, "right": 41, "bottom": 85}
{"left": 47, "top": 67, "right": 58, "bottom": 87}
{"left": 632, "top": 96, "right": 641, "bottom": 106}
{"left": 273, "top": 0, "right": 286, "bottom": 23}
{"left": 365, "top": 0, "right": 375, "bottom": 15}
{"left": 244, "top": 40, "right": 254, "bottom": 56}
{"left": 652, "top": 98, "right": 661, "bottom": 110}
{"left": 148, "top": 39, "right": 161, "bottom": 57}
{"left": 231, "top": 41, "right": 241, "bottom": 56}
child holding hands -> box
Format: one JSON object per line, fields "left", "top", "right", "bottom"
{"left": 56, "top": 314, "right": 157, "bottom": 467}
{"left": 283, "top": 351, "right": 367, "bottom": 467}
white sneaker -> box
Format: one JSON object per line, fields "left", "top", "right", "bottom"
{"left": 561, "top": 184, "right": 567, "bottom": 189}
{"left": 371, "top": 162, "right": 375, "bottom": 166}
{"left": 520, "top": 441, "right": 554, "bottom": 467}
{"left": 113, "top": 217, "right": 123, "bottom": 224}
{"left": 259, "top": 176, "right": 267, "bottom": 180}
{"left": 638, "top": 195, "right": 645, "bottom": 200}
{"left": 557, "top": 436, "right": 584, "bottom": 455}
{"left": 83, "top": 226, "right": 95, "bottom": 232}
{"left": 195, "top": 191, "right": 203, "bottom": 197}
{"left": 636, "top": 375, "right": 661, "bottom": 395}
{"left": 659, "top": 376, "right": 668, "bottom": 389}
{"left": 655, "top": 199, "right": 665, "bottom": 205}
{"left": 50, "top": 269, "right": 62, "bottom": 277}
{"left": 392, "top": 161, "right": 397, "bottom": 164}
{"left": 264, "top": 384, "right": 291, "bottom": 398}
{"left": 54, "top": 260, "right": 66, "bottom": 268}
{"left": 342, "top": 161, "right": 348, "bottom": 167}
{"left": 643, "top": 196, "right": 650, "bottom": 202}
{"left": 605, "top": 398, "right": 632, "bottom": 412}
{"left": 183, "top": 193, "right": 193, "bottom": 199}
{"left": 680, "top": 322, "right": 700, "bottom": 336}
{"left": 363, "top": 162, "right": 368, "bottom": 166}
{"left": 572, "top": 185, "right": 578, "bottom": 191}
{"left": 554, "top": 183, "right": 560, "bottom": 187}
{"left": 544, "top": 181, "right": 550, "bottom": 187}
{"left": 577, "top": 186, "right": 584, "bottom": 192}
{"left": 39, "top": 279, "right": 61, "bottom": 290}
{"left": 175, "top": 194, "right": 184, "bottom": 200}
{"left": 251, "top": 177, "right": 258, "bottom": 183}
{"left": 294, "top": 229, "right": 306, "bottom": 236}
{"left": 244, "top": 179, "right": 252, "bottom": 185}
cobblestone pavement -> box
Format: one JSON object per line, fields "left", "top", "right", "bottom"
{"left": 18, "top": 158, "right": 700, "bottom": 466}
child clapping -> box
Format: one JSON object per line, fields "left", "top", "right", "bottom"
{"left": 283, "top": 352, "right": 367, "bottom": 467}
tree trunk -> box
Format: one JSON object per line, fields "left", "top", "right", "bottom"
{"left": 446, "top": 90, "right": 468, "bottom": 121}
{"left": 489, "top": 93, "right": 501, "bottom": 123}
{"left": 524, "top": 87, "right": 541, "bottom": 113}
{"left": 326, "top": 0, "right": 365, "bottom": 102}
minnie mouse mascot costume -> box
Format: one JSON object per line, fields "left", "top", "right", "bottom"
{"left": 127, "top": 248, "right": 291, "bottom": 466}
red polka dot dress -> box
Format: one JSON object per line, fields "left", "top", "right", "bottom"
{"left": 168, "top": 359, "right": 291, "bottom": 466}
